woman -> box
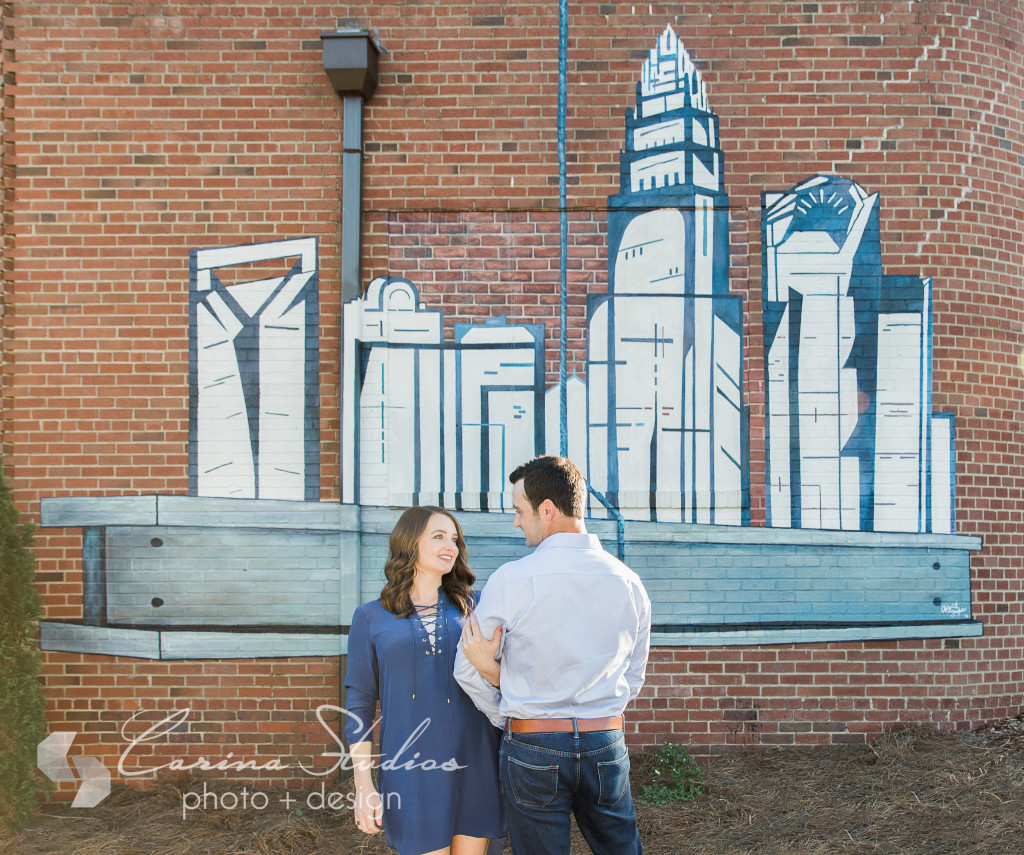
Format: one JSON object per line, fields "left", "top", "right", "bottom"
{"left": 344, "top": 505, "right": 505, "bottom": 855}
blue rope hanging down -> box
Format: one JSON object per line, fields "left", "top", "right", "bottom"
{"left": 558, "top": 0, "right": 568, "bottom": 458}
{"left": 557, "top": 2, "right": 624, "bottom": 561}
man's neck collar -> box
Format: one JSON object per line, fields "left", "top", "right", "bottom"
{"left": 545, "top": 518, "right": 586, "bottom": 538}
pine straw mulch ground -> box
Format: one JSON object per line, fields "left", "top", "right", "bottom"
{"left": 2, "top": 717, "right": 1023, "bottom": 855}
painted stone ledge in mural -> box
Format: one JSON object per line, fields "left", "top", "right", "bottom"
{"left": 38, "top": 26, "right": 981, "bottom": 659}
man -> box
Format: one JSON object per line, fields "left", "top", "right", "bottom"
{"left": 454, "top": 455, "right": 651, "bottom": 855}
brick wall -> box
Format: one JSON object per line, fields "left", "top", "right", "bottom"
{"left": 632, "top": 642, "right": 1024, "bottom": 754}
{"left": 1, "top": 0, "right": 11, "bottom": 449}
{"left": 3, "top": 0, "right": 1023, "bottom": 799}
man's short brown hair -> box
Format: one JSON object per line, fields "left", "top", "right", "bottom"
{"left": 508, "top": 456, "right": 586, "bottom": 519}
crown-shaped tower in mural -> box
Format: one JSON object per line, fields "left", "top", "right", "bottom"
{"left": 618, "top": 24, "right": 723, "bottom": 203}
{"left": 587, "top": 25, "right": 747, "bottom": 524}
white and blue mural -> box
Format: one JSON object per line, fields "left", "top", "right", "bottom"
{"left": 341, "top": 26, "right": 748, "bottom": 525}
{"left": 189, "top": 238, "right": 320, "bottom": 502}
{"left": 37, "top": 25, "right": 982, "bottom": 659}
{"left": 341, "top": 275, "right": 544, "bottom": 511}
{"left": 588, "top": 26, "right": 744, "bottom": 525}
{"left": 762, "top": 177, "right": 955, "bottom": 534}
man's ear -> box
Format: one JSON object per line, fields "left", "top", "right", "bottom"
{"left": 538, "top": 498, "right": 558, "bottom": 522}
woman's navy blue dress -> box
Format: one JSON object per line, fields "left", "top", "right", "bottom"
{"left": 344, "top": 591, "right": 505, "bottom": 855}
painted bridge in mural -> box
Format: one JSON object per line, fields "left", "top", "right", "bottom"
{"left": 39, "top": 26, "right": 981, "bottom": 659}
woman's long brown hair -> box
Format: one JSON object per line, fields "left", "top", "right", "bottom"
{"left": 379, "top": 506, "right": 475, "bottom": 618}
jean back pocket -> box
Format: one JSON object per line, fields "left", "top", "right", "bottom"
{"left": 597, "top": 753, "right": 630, "bottom": 806}
{"left": 506, "top": 755, "right": 560, "bottom": 808}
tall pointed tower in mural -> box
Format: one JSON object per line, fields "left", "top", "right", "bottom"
{"left": 587, "top": 26, "right": 746, "bottom": 524}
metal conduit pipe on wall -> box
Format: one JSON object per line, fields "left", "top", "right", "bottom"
{"left": 320, "top": 29, "right": 381, "bottom": 302}
{"left": 320, "top": 28, "right": 381, "bottom": 713}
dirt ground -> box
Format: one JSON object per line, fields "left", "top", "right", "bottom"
{"left": 2, "top": 717, "right": 1022, "bottom": 855}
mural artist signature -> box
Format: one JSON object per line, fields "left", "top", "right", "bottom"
{"left": 116, "top": 706, "right": 466, "bottom": 778}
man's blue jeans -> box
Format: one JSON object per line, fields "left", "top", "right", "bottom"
{"left": 499, "top": 727, "right": 643, "bottom": 855}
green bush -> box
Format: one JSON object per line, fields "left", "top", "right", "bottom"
{"left": 638, "top": 742, "right": 705, "bottom": 805}
{"left": 0, "top": 467, "right": 50, "bottom": 829}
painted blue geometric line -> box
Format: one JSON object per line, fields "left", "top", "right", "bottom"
{"left": 720, "top": 447, "right": 741, "bottom": 470}
{"left": 637, "top": 156, "right": 677, "bottom": 171}
{"left": 716, "top": 363, "right": 740, "bottom": 391}
{"left": 621, "top": 334, "right": 674, "bottom": 356}
{"left": 464, "top": 421, "right": 506, "bottom": 512}
{"left": 412, "top": 350, "right": 421, "bottom": 495}
{"left": 619, "top": 239, "right": 660, "bottom": 251}
{"left": 715, "top": 388, "right": 741, "bottom": 412}
{"left": 204, "top": 340, "right": 230, "bottom": 349}
{"left": 264, "top": 325, "right": 300, "bottom": 331}
{"left": 363, "top": 341, "right": 540, "bottom": 352}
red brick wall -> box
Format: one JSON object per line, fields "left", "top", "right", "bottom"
{"left": 3, "top": 0, "right": 1022, "bottom": 797}
{"left": 629, "top": 641, "right": 1024, "bottom": 755}
{"left": 1, "top": 0, "right": 11, "bottom": 448}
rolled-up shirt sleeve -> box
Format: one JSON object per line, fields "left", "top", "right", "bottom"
{"left": 454, "top": 571, "right": 506, "bottom": 728}
{"left": 625, "top": 586, "right": 652, "bottom": 701}
{"left": 343, "top": 606, "right": 379, "bottom": 745}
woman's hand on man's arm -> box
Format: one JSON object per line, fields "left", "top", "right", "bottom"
{"left": 460, "top": 614, "right": 502, "bottom": 687}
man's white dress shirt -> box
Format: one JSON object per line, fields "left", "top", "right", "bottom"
{"left": 454, "top": 532, "right": 652, "bottom": 728}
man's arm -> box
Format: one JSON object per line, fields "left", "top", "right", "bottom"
{"left": 454, "top": 571, "right": 507, "bottom": 728}
{"left": 460, "top": 614, "right": 501, "bottom": 686}
{"left": 624, "top": 585, "right": 652, "bottom": 700}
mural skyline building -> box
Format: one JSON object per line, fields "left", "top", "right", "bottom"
{"left": 762, "top": 175, "right": 955, "bottom": 533}
{"left": 189, "top": 238, "right": 320, "bottom": 502}
{"left": 587, "top": 25, "right": 747, "bottom": 524}
{"left": 341, "top": 275, "right": 545, "bottom": 510}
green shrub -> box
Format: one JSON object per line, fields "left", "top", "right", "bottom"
{"left": 0, "top": 467, "right": 50, "bottom": 829}
{"left": 638, "top": 742, "right": 705, "bottom": 805}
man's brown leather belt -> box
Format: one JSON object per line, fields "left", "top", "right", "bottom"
{"left": 505, "top": 716, "right": 623, "bottom": 734}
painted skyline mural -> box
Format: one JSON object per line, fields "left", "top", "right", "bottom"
{"left": 189, "top": 238, "right": 320, "bottom": 502}
{"left": 341, "top": 25, "right": 955, "bottom": 533}
{"left": 588, "top": 25, "right": 745, "bottom": 525}
{"left": 342, "top": 26, "right": 751, "bottom": 525}
{"left": 762, "top": 176, "right": 955, "bottom": 533}
{"left": 340, "top": 275, "right": 544, "bottom": 511}
{"left": 35, "top": 23, "right": 978, "bottom": 662}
